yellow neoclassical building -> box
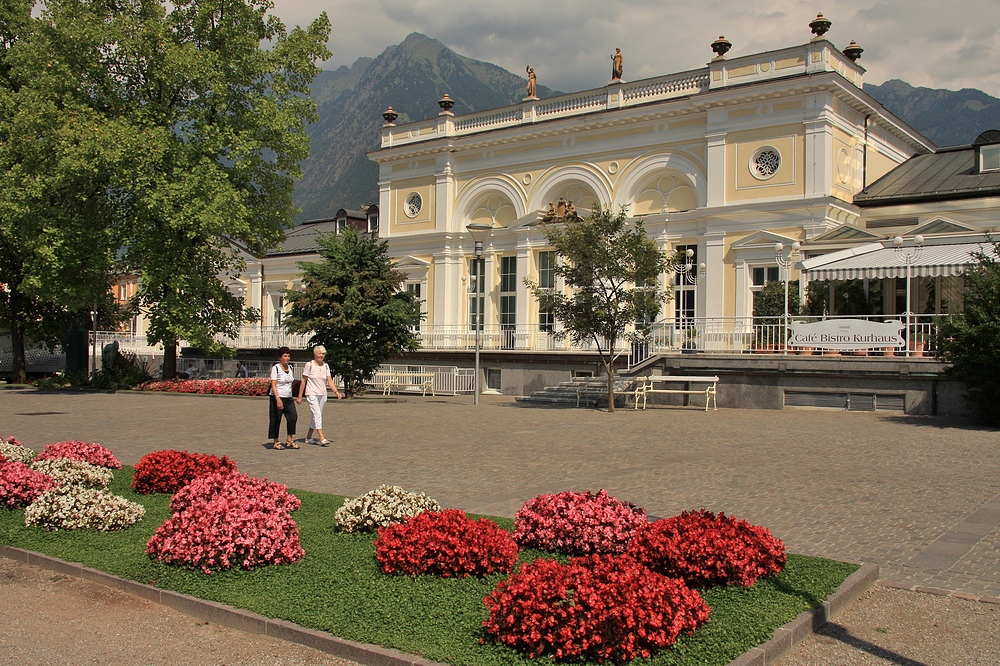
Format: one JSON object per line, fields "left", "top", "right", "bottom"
{"left": 369, "top": 32, "right": 933, "bottom": 359}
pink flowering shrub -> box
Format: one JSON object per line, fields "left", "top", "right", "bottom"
{"left": 147, "top": 472, "right": 304, "bottom": 574}
{"left": 483, "top": 554, "right": 710, "bottom": 663}
{"left": 0, "top": 461, "right": 57, "bottom": 509}
{"left": 132, "top": 450, "right": 237, "bottom": 494}
{"left": 513, "top": 489, "right": 648, "bottom": 555}
{"left": 33, "top": 441, "right": 121, "bottom": 469}
{"left": 135, "top": 378, "right": 270, "bottom": 396}
{"left": 375, "top": 509, "right": 519, "bottom": 578}
{"left": 628, "top": 509, "right": 787, "bottom": 588}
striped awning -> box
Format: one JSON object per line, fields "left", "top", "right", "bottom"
{"left": 801, "top": 242, "right": 998, "bottom": 281}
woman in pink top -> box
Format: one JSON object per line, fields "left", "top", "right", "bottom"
{"left": 295, "top": 345, "right": 342, "bottom": 446}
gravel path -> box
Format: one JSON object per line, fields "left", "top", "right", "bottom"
{"left": 0, "top": 558, "right": 361, "bottom": 666}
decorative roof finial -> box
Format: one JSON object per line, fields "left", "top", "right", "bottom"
{"left": 809, "top": 13, "right": 832, "bottom": 38}
{"left": 711, "top": 36, "right": 732, "bottom": 59}
{"left": 382, "top": 106, "right": 398, "bottom": 125}
{"left": 843, "top": 40, "right": 864, "bottom": 62}
{"left": 438, "top": 94, "right": 455, "bottom": 113}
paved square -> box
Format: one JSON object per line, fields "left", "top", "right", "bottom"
{"left": 4, "top": 388, "right": 999, "bottom": 597}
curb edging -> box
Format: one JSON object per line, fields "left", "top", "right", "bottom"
{"left": 0, "top": 545, "right": 445, "bottom": 666}
{"left": 2, "top": 544, "right": 875, "bottom": 666}
{"left": 727, "top": 561, "right": 879, "bottom": 666}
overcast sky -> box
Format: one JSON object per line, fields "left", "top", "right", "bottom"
{"left": 271, "top": 0, "right": 1000, "bottom": 99}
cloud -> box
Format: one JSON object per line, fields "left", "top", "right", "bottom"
{"left": 272, "top": 0, "right": 1000, "bottom": 98}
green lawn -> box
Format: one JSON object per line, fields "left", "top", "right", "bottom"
{"left": 0, "top": 468, "right": 858, "bottom": 665}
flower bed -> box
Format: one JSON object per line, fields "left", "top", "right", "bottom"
{"left": 24, "top": 485, "right": 145, "bottom": 530}
{"left": 0, "top": 436, "right": 35, "bottom": 464}
{"left": 483, "top": 554, "right": 710, "bottom": 663}
{"left": 628, "top": 509, "right": 787, "bottom": 588}
{"left": 0, "top": 461, "right": 57, "bottom": 508}
{"left": 147, "top": 471, "right": 304, "bottom": 574}
{"left": 30, "top": 458, "right": 114, "bottom": 489}
{"left": 135, "top": 378, "right": 270, "bottom": 396}
{"left": 334, "top": 484, "right": 441, "bottom": 533}
{"left": 132, "top": 450, "right": 237, "bottom": 494}
{"left": 375, "top": 509, "right": 519, "bottom": 578}
{"left": 513, "top": 489, "right": 647, "bottom": 555}
{"left": 33, "top": 441, "right": 122, "bottom": 469}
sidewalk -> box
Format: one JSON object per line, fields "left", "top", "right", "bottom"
{"left": 3, "top": 388, "right": 1000, "bottom": 661}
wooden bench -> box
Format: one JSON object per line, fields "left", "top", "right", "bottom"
{"left": 574, "top": 377, "right": 635, "bottom": 408}
{"left": 634, "top": 375, "right": 719, "bottom": 411}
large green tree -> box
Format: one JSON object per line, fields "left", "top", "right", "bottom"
{"left": 938, "top": 240, "right": 1000, "bottom": 425}
{"left": 1, "top": 0, "right": 330, "bottom": 380}
{"left": 527, "top": 207, "right": 668, "bottom": 412}
{"left": 1, "top": 0, "right": 126, "bottom": 382}
{"left": 283, "top": 227, "right": 421, "bottom": 396}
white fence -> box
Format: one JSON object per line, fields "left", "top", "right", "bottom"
{"left": 91, "top": 314, "right": 948, "bottom": 373}
{"left": 370, "top": 364, "right": 474, "bottom": 395}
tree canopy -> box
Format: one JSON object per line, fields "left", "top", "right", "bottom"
{"left": 527, "top": 207, "right": 668, "bottom": 411}
{"left": 0, "top": 0, "right": 330, "bottom": 380}
{"left": 283, "top": 227, "right": 421, "bottom": 396}
{"left": 938, "top": 240, "right": 1000, "bottom": 424}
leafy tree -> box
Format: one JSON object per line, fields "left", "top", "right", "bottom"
{"left": 527, "top": 207, "right": 668, "bottom": 412}
{"left": 938, "top": 240, "right": 1000, "bottom": 425}
{"left": 0, "top": 0, "right": 126, "bottom": 381}
{"left": 283, "top": 227, "right": 421, "bottom": 396}
{"left": 2, "top": 0, "right": 331, "bottom": 379}
{"left": 753, "top": 280, "right": 801, "bottom": 318}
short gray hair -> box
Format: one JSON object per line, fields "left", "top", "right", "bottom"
{"left": 313, "top": 345, "right": 327, "bottom": 356}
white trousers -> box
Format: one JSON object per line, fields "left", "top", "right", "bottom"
{"left": 305, "top": 394, "right": 327, "bottom": 430}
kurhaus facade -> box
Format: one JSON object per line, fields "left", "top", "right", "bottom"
{"left": 369, "top": 33, "right": 934, "bottom": 356}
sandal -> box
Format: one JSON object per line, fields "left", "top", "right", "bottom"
{"left": 319, "top": 439, "right": 331, "bottom": 447}
{"left": 273, "top": 442, "right": 285, "bottom": 450}
{"left": 286, "top": 441, "right": 300, "bottom": 449}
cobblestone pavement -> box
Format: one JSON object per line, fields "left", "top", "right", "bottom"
{"left": 3, "top": 388, "right": 1000, "bottom": 662}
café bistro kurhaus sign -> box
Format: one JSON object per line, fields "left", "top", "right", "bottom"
{"left": 787, "top": 319, "right": 905, "bottom": 350}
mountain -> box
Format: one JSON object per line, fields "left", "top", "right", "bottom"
{"left": 865, "top": 80, "right": 1000, "bottom": 147}
{"left": 296, "top": 33, "right": 560, "bottom": 222}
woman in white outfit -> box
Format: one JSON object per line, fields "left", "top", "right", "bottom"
{"left": 296, "top": 345, "right": 342, "bottom": 445}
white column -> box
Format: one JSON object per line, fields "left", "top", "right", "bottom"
{"left": 705, "top": 128, "right": 727, "bottom": 207}
{"left": 703, "top": 232, "right": 727, "bottom": 318}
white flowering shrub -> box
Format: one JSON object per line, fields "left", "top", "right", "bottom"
{"left": 0, "top": 438, "right": 35, "bottom": 464}
{"left": 30, "top": 458, "right": 113, "bottom": 489}
{"left": 24, "top": 486, "right": 145, "bottom": 531}
{"left": 335, "top": 484, "right": 441, "bottom": 533}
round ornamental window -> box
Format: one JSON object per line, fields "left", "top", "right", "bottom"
{"left": 404, "top": 192, "right": 422, "bottom": 218}
{"left": 750, "top": 147, "right": 781, "bottom": 180}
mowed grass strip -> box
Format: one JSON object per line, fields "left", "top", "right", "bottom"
{"left": 0, "top": 467, "right": 858, "bottom": 665}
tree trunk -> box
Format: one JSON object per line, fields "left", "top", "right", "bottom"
{"left": 9, "top": 305, "right": 27, "bottom": 385}
{"left": 162, "top": 342, "right": 177, "bottom": 379}
{"left": 604, "top": 354, "right": 616, "bottom": 413}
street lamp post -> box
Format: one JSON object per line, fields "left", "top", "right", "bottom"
{"left": 893, "top": 234, "right": 924, "bottom": 357}
{"left": 774, "top": 242, "right": 801, "bottom": 354}
{"left": 670, "top": 248, "right": 705, "bottom": 347}
{"left": 466, "top": 223, "right": 495, "bottom": 405}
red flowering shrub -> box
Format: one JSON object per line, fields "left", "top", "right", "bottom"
{"left": 132, "top": 450, "right": 238, "bottom": 494}
{"left": 33, "top": 441, "right": 121, "bottom": 469}
{"left": 483, "top": 554, "right": 709, "bottom": 663}
{"left": 147, "top": 472, "right": 304, "bottom": 574}
{"left": 135, "top": 378, "right": 270, "bottom": 396}
{"left": 0, "top": 461, "right": 57, "bottom": 509}
{"left": 628, "top": 509, "right": 786, "bottom": 588}
{"left": 513, "top": 489, "right": 647, "bottom": 555}
{"left": 375, "top": 509, "right": 519, "bottom": 578}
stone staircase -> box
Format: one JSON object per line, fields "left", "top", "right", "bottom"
{"left": 516, "top": 376, "right": 636, "bottom": 408}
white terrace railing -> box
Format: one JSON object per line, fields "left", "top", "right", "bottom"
{"left": 92, "top": 314, "right": 948, "bottom": 370}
